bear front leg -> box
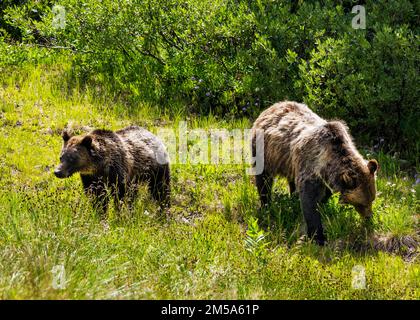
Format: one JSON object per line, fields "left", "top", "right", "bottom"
{"left": 256, "top": 171, "right": 273, "bottom": 207}
{"left": 299, "top": 179, "right": 326, "bottom": 245}
{"left": 288, "top": 180, "right": 296, "bottom": 195}
{"left": 321, "top": 187, "right": 332, "bottom": 204}
{"left": 91, "top": 192, "right": 109, "bottom": 218}
{"left": 81, "top": 175, "right": 109, "bottom": 218}
{"left": 112, "top": 182, "right": 127, "bottom": 209}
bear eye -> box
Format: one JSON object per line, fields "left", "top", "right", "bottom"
{"left": 62, "top": 154, "right": 77, "bottom": 164}
{"left": 346, "top": 178, "right": 357, "bottom": 190}
{"left": 340, "top": 173, "right": 358, "bottom": 190}
{"left": 68, "top": 156, "right": 77, "bottom": 163}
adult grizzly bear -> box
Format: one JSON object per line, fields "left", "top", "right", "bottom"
{"left": 54, "top": 126, "right": 170, "bottom": 216}
{"left": 251, "top": 101, "right": 378, "bottom": 245}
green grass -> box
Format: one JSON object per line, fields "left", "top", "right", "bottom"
{"left": 0, "top": 62, "right": 419, "bottom": 299}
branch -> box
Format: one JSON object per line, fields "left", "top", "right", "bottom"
{"left": 133, "top": 46, "right": 166, "bottom": 65}
{"left": 35, "top": 43, "right": 93, "bottom": 54}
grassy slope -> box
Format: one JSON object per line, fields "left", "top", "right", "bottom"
{"left": 0, "top": 62, "right": 419, "bottom": 299}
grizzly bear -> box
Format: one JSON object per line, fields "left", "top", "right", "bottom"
{"left": 54, "top": 126, "right": 170, "bottom": 216}
{"left": 251, "top": 101, "right": 378, "bottom": 245}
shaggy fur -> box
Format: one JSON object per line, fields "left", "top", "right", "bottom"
{"left": 54, "top": 126, "right": 170, "bottom": 216}
{"left": 251, "top": 101, "right": 378, "bottom": 245}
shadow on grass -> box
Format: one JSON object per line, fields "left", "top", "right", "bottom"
{"left": 256, "top": 192, "right": 302, "bottom": 246}
{"left": 254, "top": 191, "right": 419, "bottom": 263}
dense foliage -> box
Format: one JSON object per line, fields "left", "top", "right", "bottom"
{"left": 1, "top": 0, "right": 419, "bottom": 159}
{"left": 0, "top": 2, "right": 419, "bottom": 299}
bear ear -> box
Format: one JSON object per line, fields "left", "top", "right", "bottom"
{"left": 340, "top": 172, "right": 357, "bottom": 189}
{"left": 367, "top": 159, "right": 378, "bottom": 174}
{"left": 81, "top": 135, "right": 93, "bottom": 148}
{"left": 62, "top": 130, "right": 71, "bottom": 142}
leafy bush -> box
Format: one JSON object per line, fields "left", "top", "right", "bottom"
{"left": 0, "top": 0, "right": 418, "bottom": 160}
{"left": 298, "top": 21, "right": 419, "bottom": 156}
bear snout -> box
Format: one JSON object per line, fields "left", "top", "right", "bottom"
{"left": 364, "top": 209, "right": 373, "bottom": 219}
{"left": 54, "top": 168, "right": 65, "bottom": 178}
{"left": 54, "top": 165, "right": 69, "bottom": 178}
{"left": 354, "top": 204, "right": 373, "bottom": 219}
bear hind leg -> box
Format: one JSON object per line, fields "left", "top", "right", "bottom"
{"left": 149, "top": 165, "right": 171, "bottom": 209}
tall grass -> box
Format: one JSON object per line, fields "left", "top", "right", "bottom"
{"left": 0, "top": 62, "right": 418, "bottom": 299}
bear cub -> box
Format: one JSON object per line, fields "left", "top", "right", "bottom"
{"left": 54, "top": 126, "right": 170, "bottom": 216}
{"left": 251, "top": 101, "right": 378, "bottom": 245}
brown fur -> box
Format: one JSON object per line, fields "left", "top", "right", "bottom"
{"left": 55, "top": 126, "right": 170, "bottom": 216}
{"left": 251, "top": 101, "right": 378, "bottom": 244}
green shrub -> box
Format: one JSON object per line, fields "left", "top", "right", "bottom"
{"left": 1, "top": 0, "right": 418, "bottom": 160}
{"left": 298, "top": 26, "right": 419, "bottom": 158}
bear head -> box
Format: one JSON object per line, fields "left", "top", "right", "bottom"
{"left": 54, "top": 130, "right": 97, "bottom": 178}
{"left": 338, "top": 159, "right": 378, "bottom": 218}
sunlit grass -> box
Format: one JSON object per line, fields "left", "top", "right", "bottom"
{"left": 0, "top": 63, "right": 418, "bottom": 299}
